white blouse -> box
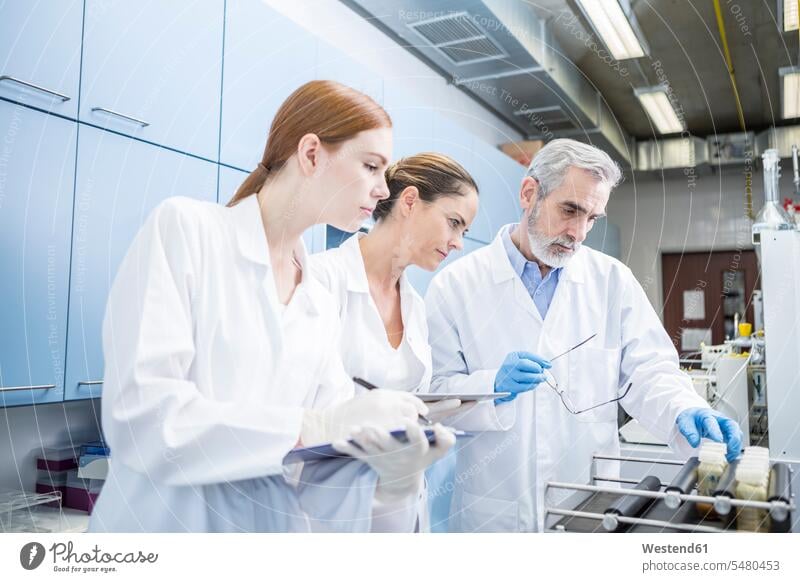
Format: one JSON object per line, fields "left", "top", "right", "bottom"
{"left": 309, "top": 232, "right": 431, "bottom": 393}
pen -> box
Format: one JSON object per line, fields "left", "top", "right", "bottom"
{"left": 352, "top": 376, "right": 434, "bottom": 426}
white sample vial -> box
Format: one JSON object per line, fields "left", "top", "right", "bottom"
{"left": 735, "top": 458, "right": 770, "bottom": 532}
{"left": 696, "top": 441, "right": 728, "bottom": 514}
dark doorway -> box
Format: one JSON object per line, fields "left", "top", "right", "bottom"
{"left": 661, "top": 250, "right": 759, "bottom": 353}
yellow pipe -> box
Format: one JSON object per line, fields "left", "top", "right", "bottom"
{"left": 712, "top": 0, "right": 753, "bottom": 218}
{"left": 712, "top": 0, "right": 746, "bottom": 129}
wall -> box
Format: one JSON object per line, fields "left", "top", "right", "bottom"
{"left": 607, "top": 163, "right": 772, "bottom": 315}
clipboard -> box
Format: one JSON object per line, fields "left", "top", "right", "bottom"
{"left": 416, "top": 392, "right": 509, "bottom": 403}
{"left": 283, "top": 427, "right": 472, "bottom": 465}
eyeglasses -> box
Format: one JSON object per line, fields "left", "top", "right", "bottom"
{"left": 543, "top": 333, "right": 632, "bottom": 415}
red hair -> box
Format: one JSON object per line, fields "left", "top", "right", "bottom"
{"left": 227, "top": 80, "right": 392, "bottom": 206}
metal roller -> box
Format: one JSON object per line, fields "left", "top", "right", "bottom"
{"left": 664, "top": 457, "right": 699, "bottom": 509}
{"left": 768, "top": 463, "right": 793, "bottom": 532}
{"left": 712, "top": 460, "right": 740, "bottom": 518}
{"left": 602, "top": 475, "right": 662, "bottom": 532}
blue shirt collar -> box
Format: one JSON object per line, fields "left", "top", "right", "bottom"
{"left": 502, "top": 223, "right": 561, "bottom": 283}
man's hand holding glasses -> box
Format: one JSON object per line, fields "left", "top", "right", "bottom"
{"left": 493, "top": 333, "right": 631, "bottom": 414}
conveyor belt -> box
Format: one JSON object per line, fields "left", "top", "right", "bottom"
{"left": 551, "top": 460, "right": 794, "bottom": 533}
{"left": 552, "top": 490, "right": 740, "bottom": 533}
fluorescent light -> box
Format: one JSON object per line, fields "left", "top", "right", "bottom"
{"left": 784, "top": 0, "right": 799, "bottom": 32}
{"left": 634, "top": 88, "right": 684, "bottom": 134}
{"left": 780, "top": 66, "right": 800, "bottom": 119}
{"left": 576, "top": 0, "right": 647, "bottom": 60}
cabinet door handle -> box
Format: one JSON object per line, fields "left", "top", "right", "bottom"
{"left": 77, "top": 380, "right": 103, "bottom": 386}
{"left": 0, "top": 384, "right": 56, "bottom": 393}
{"left": 0, "top": 75, "right": 71, "bottom": 101}
{"left": 90, "top": 107, "right": 149, "bottom": 127}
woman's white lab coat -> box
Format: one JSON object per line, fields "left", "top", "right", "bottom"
{"left": 310, "top": 232, "right": 433, "bottom": 531}
{"left": 88, "top": 195, "right": 377, "bottom": 532}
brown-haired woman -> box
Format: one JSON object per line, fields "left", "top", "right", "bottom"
{"left": 310, "top": 152, "right": 480, "bottom": 531}
{"left": 90, "top": 81, "right": 453, "bottom": 533}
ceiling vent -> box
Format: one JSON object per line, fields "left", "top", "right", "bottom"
{"left": 408, "top": 12, "right": 507, "bottom": 65}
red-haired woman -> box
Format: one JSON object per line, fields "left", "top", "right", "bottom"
{"left": 89, "top": 81, "right": 454, "bottom": 532}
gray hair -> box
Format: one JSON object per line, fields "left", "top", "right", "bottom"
{"left": 526, "top": 138, "right": 622, "bottom": 199}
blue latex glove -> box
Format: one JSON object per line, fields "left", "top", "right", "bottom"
{"left": 676, "top": 408, "right": 743, "bottom": 462}
{"left": 494, "top": 351, "right": 551, "bottom": 404}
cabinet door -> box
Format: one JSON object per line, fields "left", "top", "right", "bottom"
{"left": 467, "top": 141, "right": 524, "bottom": 244}
{"left": 64, "top": 127, "right": 217, "bottom": 401}
{"left": 406, "top": 238, "right": 484, "bottom": 296}
{"left": 0, "top": 0, "right": 83, "bottom": 118}
{"left": 0, "top": 101, "right": 75, "bottom": 407}
{"left": 220, "top": 0, "right": 316, "bottom": 170}
{"left": 79, "top": 0, "right": 224, "bottom": 160}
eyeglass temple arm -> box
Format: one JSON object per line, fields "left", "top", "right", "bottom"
{"left": 549, "top": 333, "right": 598, "bottom": 362}
{"left": 571, "top": 382, "right": 633, "bottom": 415}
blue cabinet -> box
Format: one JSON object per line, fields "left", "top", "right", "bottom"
{"left": 220, "top": 0, "right": 316, "bottom": 170}
{"left": 1, "top": 1, "right": 535, "bottom": 408}
{"left": 79, "top": 0, "right": 224, "bottom": 160}
{"left": 0, "top": 101, "right": 75, "bottom": 407}
{"left": 64, "top": 127, "right": 217, "bottom": 401}
{"left": 0, "top": 0, "right": 83, "bottom": 118}
{"left": 406, "top": 238, "right": 485, "bottom": 296}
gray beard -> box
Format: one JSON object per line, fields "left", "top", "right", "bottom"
{"left": 526, "top": 201, "right": 579, "bottom": 268}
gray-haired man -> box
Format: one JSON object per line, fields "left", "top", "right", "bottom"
{"left": 425, "top": 138, "right": 741, "bottom": 532}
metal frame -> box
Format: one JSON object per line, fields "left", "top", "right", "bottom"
{"left": 454, "top": 66, "right": 544, "bottom": 87}
{"left": 546, "top": 454, "right": 796, "bottom": 533}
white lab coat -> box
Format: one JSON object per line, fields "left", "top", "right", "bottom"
{"left": 425, "top": 224, "right": 709, "bottom": 532}
{"left": 88, "top": 195, "right": 378, "bottom": 532}
{"left": 309, "top": 232, "right": 432, "bottom": 531}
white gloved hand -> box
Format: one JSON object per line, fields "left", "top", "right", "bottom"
{"left": 332, "top": 420, "right": 456, "bottom": 504}
{"left": 300, "top": 390, "right": 428, "bottom": 446}
{"left": 425, "top": 398, "right": 477, "bottom": 423}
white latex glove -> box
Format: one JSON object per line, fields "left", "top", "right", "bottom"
{"left": 332, "top": 420, "right": 456, "bottom": 504}
{"left": 301, "top": 390, "right": 428, "bottom": 446}
{"left": 425, "top": 399, "right": 477, "bottom": 423}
